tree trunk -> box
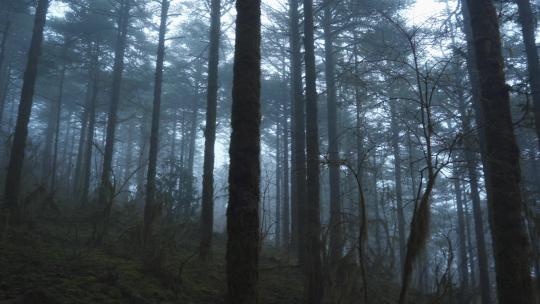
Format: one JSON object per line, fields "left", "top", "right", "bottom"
{"left": 199, "top": 0, "right": 221, "bottom": 261}
{"left": 457, "top": 67, "right": 492, "bottom": 304}
{"left": 143, "top": 0, "right": 169, "bottom": 246}
{"left": 95, "top": 0, "right": 131, "bottom": 243}
{"left": 0, "top": 65, "right": 10, "bottom": 128}
{"left": 516, "top": 0, "right": 540, "bottom": 149}
{"left": 303, "top": 0, "right": 323, "bottom": 301}
{"left": 289, "top": 0, "right": 305, "bottom": 257}
{"left": 3, "top": 0, "right": 49, "bottom": 222}
{"left": 80, "top": 41, "right": 100, "bottom": 206}
{"left": 0, "top": 15, "right": 11, "bottom": 83}
{"left": 464, "top": 0, "right": 534, "bottom": 302}
{"left": 51, "top": 46, "right": 68, "bottom": 193}
{"left": 323, "top": 0, "right": 343, "bottom": 264}
{"left": 275, "top": 124, "right": 281, "bottom": 248}
{"left": 282, "top": 99, "right": 290, "bottom": 248}
{"left": 226, "top": 0, "right": 261, "bottom": 302}
{"left": 390, "top": 100, "right": 406, "bottom": 273}
{"left": 453, "top": 170, "right": 470, "bottom": 302}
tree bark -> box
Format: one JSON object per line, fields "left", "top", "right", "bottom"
{"left": 288, "top": 0, "right": 305, "bottom": 257}
{"left": 95, "top": 0, "right": 131, "bottom": 243}
{"left": 304, "top": 0, "right": 323, "bottom": 301}
{"left": 464, "top": 0, "right": 534, "bottom": 302}
{"left": 226, "top": 0, "right": 261, "bottom": 302}
{"left": 453, "top": 170, "right": 470, "bottom": 302}
{"left": 143, "top": 0, "right": 169, "bottom": 246}
{"left": 3, "top": 0, "right": 49, "bottom": 222}
{"left": 515, "top": 0, "right": 540, "bottom": 150}
{"left": 199, "top": 0, "right": 221, "bottom": 261}
{"left": 323, "top": 0, "right": 343, "bottom": 264}
{"left": 390, "top": 100, "right": 406, "bottom": 273}
{"left": 275, "top": 123, "right": 281, "bottom": 248}
{"left": 80, "top": 41, "right": 100, "bottom": 206}
{"left": 281, "top": 99, "right": 290, "bottom": 248}
{"left": 50, "top": 45, "right": 68, "bottom": 193}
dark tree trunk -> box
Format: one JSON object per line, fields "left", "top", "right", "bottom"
{"left": 51, "top": 47, "right": 68, "bottom": 193}
{"left": 464, "top": 0, "right": 534, "bottom": 302}
{"left": 275, "top": 124, "right": 281, "bottom": 248}
{"left": 186, "top": 86, "right": 199, "bottom": 216}
{"left": 226, "top": 0, "right": 261, "bottom": 302}
{"left": 323, "top": 0, "right": 343, "bottom": 263}
{"left": 453, "top": 171, "right": 470, "bottom": 302}
{"left": 281, "top": 99, "right": 290, "bottom": 248}
{"left": 80, "top": 42, "right": 100, "bottom": 206}
{"left": 0, "top": 65, "right": 10, "bottom": 128}
{"left": 199, "top": 0, "right": 221, "bottom": 261}
{"left": 143, "top": 0, "right": 169, "bottom": 246}
{"left": 288, "top": 0, "right": 305, "bottom": 257}
{"left": 0, "top": 15, "right": 11, "bottom": 82}
{"left": 73, "top": 67, "right": 92, "bottom": 195}
{"left": 3, "top": 0, "right": 49, "bottom": 222}
{"left": 95, "top": 0, "right": 131, "bottom": 243}
{"left": 390, "top": 100, "right": 406, "bottom": 273}
{"left": 516, "top": 0, "right": 540, "bottom": 149}
{"left": 303, "top": 0, "right": 323, "bottom": 301}
{"left": 457, "top": 70, "right": 492, "bottom": 304}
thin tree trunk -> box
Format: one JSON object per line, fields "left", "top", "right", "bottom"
{"left": 226, "top": 0, "right": 261, "bottom": 302}
{"left": 51, "top": 47, "right": 68, "bottom": 193}
{"left": 3, "top": 0, "right": 49, "bottom": 222}
{"left": 390, "top": 100, "right": 406, "bottom": 273}
{"left": 0, "top": 16, "right": 11, "bottom": 82}
{"left": 80, "top": 42, "right": 100, "bottom": 206}
{"left": 464, "top": 0, "right": 534, "bottom": 302}
{"left": 458, "top": 72, "right": 492, "bottom": 304}
{"left": 143, "top": 0, "right": 169, "bottom": 246}
{"left": 289, "top": 0, "right": 305, "bottom": 257}
{"left": 453, "top": 170, "right": 470, "bottom": 302}
{"left": 95, "top": 0, "right": 131, "bottom": 243}
{"left": 199, "top": 0, "right": 221, "bottom": 260}
{"left": 323, "top": 0, "right": 343, "bottom": 263}
{"left": 275, "top": 124, "right": 281, "bottom": 248}
{"left": 0, "top": 65, "right": 11, "bottom": 129}
{"left": 282, "top": 98, "right": 290, "bottom": 248}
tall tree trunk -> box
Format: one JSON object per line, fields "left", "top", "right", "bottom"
{"left": 51, "top": 47, "right": 68, "bottom": 193}
{"left": 186, "top": 86, "right": 199, "bottom": 216}
{"left": 323, "top": 0, "right": 343, "bottom": 263}
{"left": 0, "top": 65, "right": 10, "bottom": 128}
{"left": 95, "top": 0, "right": 131, "bottom": 243}
{"left": 289, "top": 0, "right": 305, "bottom": 257}
{"left": 453, "top": 170, "right": 470, "bottom": 302}
{"left": 143, "top": 0, "right": 169, "bottom": 246}
{"left": 73, "top": 70, "right": 92, "bottom": 195}
{"left": 457, "top": 68, "right": 492, "bottom": 304}
{"left": 516, "top": 0, "right": 540, "bottom": 149}
{"left": 282, "top": 99, "right": 290, "bottom": 248}
{"left": 3, "top": 0, "right": 49, "bottom": 222}
{"left": 275, "top": 124, "right": 281, "bottom": 248}
{"left": 464, "top": 0, "right": 534, "bottom": 302}
{"left": 390, "top": 100, "right": 406, "bottom": 273}
{"left": 303, "top": 0, "right": 323, "bottom": 301}
{"left": 199, "top": 0, "right": 221, "bottom": 261}
{"left": 80, "top": 42, "right": 100, "bottom": 206}
{"left": 0, "top": 15, "right": 11, "bottom": 83}
{"left": 226, "top": 0, "right": 261, "bottom": 302}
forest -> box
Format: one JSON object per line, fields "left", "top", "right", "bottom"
{"left": 0, "top": 0, "right": 539, "bottom": 303}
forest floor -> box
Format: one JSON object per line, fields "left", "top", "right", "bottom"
{"left": 0, "top": 207, "right": 304, "bottom": 304}
{"left": 0, "top": 204, "right": 412, "bottom": 304}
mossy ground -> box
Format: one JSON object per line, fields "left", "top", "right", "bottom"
{"left": 0, "top": 210, "right": 303, "bottom": 304}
